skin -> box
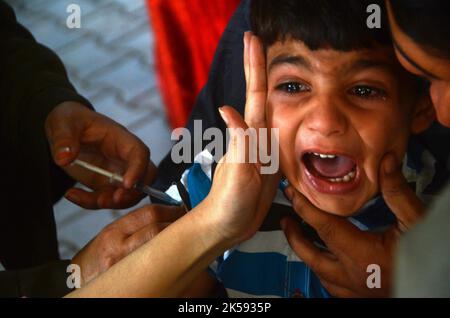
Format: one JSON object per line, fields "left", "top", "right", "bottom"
{"left": 281, "top": 2, "right": 450, "bottom": 297}
{"left": 266, "top": 40, "right": 431, "bottom": 216}
{"left": 66, "top": 11, "right": 450, "bottom": 296}
{"left": 386, "top": 1, "right": 450, "bottom": 127}
{"left": 45, "top": 101, "right": 156, "bottom": 208}
{"left": 46, "top": 101, "right": 162, "bottom": 283}
{"left": 71, "top": 204, "right": 185, "bottom": 285}
{"left": 67, "top": 34, "right": 280, "bottom": 297}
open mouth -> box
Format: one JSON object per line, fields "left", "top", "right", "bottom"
{"left": 301, "top": 151, "right": 360, "bottom": 194}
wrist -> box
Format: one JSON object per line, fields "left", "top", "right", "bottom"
{"left": 188, "top": 200, "right": 231, "bottom": 252}
{"left": 45, "top": 101, "right": 89, "bottom": 131}
{"left": 189, "top": 198, "right": 238, "bottom": 251}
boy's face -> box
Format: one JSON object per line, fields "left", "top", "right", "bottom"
{"left": 266, "top": 40, "right": 423, "bottom": 216}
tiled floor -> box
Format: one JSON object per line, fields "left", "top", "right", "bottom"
{"left": 6, "top": 0, "right": 173, "bottom": 260}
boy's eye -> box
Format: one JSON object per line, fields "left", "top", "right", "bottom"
{"left": 276, "top": 82, "right": 310, "bottom": 94}
{"left": 349, "top": 85, "right": 387, "bottom": 99}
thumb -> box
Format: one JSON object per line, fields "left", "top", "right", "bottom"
{"left": 379, "top": 152, "right": 425, "bottom": 231}
{"left": 219, "top": 106, "right": 252, "bottom": 164}
{"left": 47, "top": 120, "right": 81, "bottom": 166}
{"left": 218, "top": 106, "right": 248, "bottom": 130}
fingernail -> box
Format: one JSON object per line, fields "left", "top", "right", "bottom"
{"left": 122, "top": 177, "right": 132, "bottom": 189}
{"left": 243, "top": 31, "right": 252, "bottom": 43}
{"left": 218, "top": 107, "right": 229, "bottom": 125}
{"left": 56, "top": 147, "right": 71, "bottom": 161}
{"left": 383, "top": 153, "right": 397, "bottom": 175}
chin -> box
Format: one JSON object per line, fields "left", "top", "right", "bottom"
{"left": 310, "top": 196, "right": 364, "bottom": 217}
{"left": 300, "top": 181, "right": 378, "bottom": 217}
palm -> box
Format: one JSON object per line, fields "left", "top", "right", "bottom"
{"left": 202, "top": 33, "right": 281, "bottom": 244}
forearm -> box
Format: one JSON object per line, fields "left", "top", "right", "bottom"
{"left": 66, "top": 201, "right": 228, "bottom": 298}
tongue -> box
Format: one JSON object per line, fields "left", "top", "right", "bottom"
{"left": 308, "top": 154, "right": 355, "bottom": 178}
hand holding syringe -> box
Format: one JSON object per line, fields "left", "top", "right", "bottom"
{"left": 72, "top": 159, "right": 182, "bottom": 206}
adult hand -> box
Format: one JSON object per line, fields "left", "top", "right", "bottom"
{"left": 45, "top": 101, "right": 156, "bottom": 209}
{"left": 198, "top": 32, "right": 281, "bottom": 245}
{"left": 281, "top": 153, "right": 425, "bottom": 297}
{"left": 71, "top": 204, "right": 185, "bottom": 285}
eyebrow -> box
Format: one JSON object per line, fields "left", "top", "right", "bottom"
{"left": 341, "top": 58, "right": 396, "bottom": 75}
{"left": 268, "top": 54, "right": 313, "bottom": 72}
{"left": 392, "top": 38, "right": 439, "bottom": 80}
{"left": 268, "top": 54, "right": 393, "bottom": 77}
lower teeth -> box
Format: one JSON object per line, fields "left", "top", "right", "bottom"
{"left": 329, "top": 171, "right": 356, "bottom": 183}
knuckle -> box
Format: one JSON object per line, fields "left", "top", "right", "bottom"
{"left": 132, "top": 205, "right": 153, "bottom": 222}
{"left": 99, "top": 225, "right": 118, "bottom": 242}
{"left": 317, "top": 222, "right": 335, "bottom": 241}
{"left": 100, "top": 255, "right": 116, "bottom": 270}
{"left": 142, "top": 206, "right": 159, "bottom": 223}
{"left": 383, "top": 179, "right": 408, "bottom": 198}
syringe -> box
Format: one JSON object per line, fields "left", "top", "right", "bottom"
{"left": 72, "top": 159, "right": 182, "bottom": 206}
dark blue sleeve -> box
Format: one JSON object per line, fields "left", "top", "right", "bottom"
{"left": 153, "top": 0, "right": 250, "bottom": 190}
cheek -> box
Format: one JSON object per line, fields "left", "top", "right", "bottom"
{"left": 267, "top": 99, "right": 301, "bottom": 176}
{"left": 358, "top": 109, "right": 410, "bottom": 181}
{"left": 430, "top": 81, "right": 450, "bottom": 127}
{"left": 267, "top": 98, "right": 301, "bottom": 139}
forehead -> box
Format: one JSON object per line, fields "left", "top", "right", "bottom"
{"left": 387, "top": 4, "right": 450, "bottom": 81}
{"left": 266, "top": 39, "right": 398, "bottom": 75}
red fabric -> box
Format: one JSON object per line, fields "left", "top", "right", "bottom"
{"left": 147, "top": 0, "right": 240, "bottom": 128}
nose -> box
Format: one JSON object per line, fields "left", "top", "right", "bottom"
{"left": 304, "top": 96, "right": 348, "bottom": 137}
{"left": 430, "top": 80, "right": 450, "bottom": 127}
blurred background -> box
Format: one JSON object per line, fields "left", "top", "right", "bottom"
{"left": 5, "top": 0, "right": 172, "bottom": 259}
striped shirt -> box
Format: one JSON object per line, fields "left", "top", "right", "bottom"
{"left": 166, "top": 133, "right": 448, "bottom": 298}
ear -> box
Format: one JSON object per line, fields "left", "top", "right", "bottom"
{"left": 410, "top": 93, "right": 436, "bottom": 134}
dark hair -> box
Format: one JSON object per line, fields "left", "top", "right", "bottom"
{"left": 250, "top": 0, "right": 391, "bottom": 51}
{"left": 390, "top": 0, "right": 450, "bottom": 58}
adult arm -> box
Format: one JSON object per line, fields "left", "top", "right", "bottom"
{"left": 67, "top": 34, "right": 280, "bottom": 298}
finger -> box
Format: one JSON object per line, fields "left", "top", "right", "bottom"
{"left": 124, "top": 222, "right": 171, "bottom": 255}
{"left": 244, "top": 35, "right": 267, "bottom": 130}
{"left": 113, "top": 187, "right": 143, "bottom": 206}
{"left": 219, "top": 105, "right": 254, "bottom": 165}
{"left": 284, "top": 186, "right": 369, "bottom": 256}
{"left": 122, "top": 145, "right": 152, "bottom": 189}
{"left": 243, "top": 31, "right": 252, "bottom": 92}
{"left": 90, "top": 118, "right": 151, "bottom": 189}
{"left": 46, "top": 117, "right": 82, "bottom": 166}
{"left": 115, "top": 204, "right": 185, "bottom": 236}
{"left": 122, "top": 141, "right": 151, "bottom": 189}
{"left": 379, "top": 153, "right": 425, "bottom": 231}
{"left": 318, "top": 277, "right": 357, "bottom": 298}
{"left": 219, "top": 106, "right": 249, "bottom": 130}
{"left": 281, "top": 217, "right": 346, "bottom": 286}
{"left": 66, "top": 186, "right": 130, "bottom": 209}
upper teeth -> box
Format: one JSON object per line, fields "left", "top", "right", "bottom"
{"left": 313, "top": 152, "right": 336, "bottom": 159}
